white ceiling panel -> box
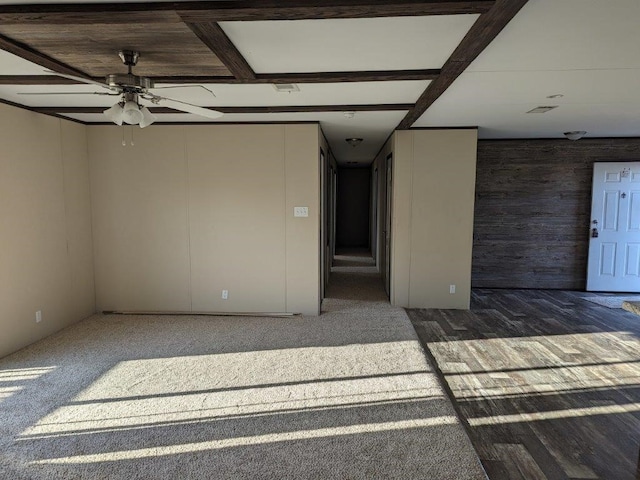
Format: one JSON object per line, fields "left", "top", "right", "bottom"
{"left": 152, "top": 81, "right": 429, "bottom": 107}
{"left": 313, "top": 111, "right": 406, "bottom": 163}
{"left": 0, "top": 81, "right": 429, "bottom": 108}
{"left": 473, "top": 103, "right": 640, "bottom": 139}
{"left": 415, "top": 0, "right": 640, "bottom": 139}
{"left": 414, "top": 69, "right": 640, "bottom": 111}
{"left": 468, "top": 0, "right": 640, "bottom": 72}
{"left": 220, "top": 16, "right": 479, "bottom": 73}
{"left": 414, "top": 70, "right": 640, "bottom": 139}
{"left": 0, "top": 84, "right": 124, "bottom": 107}
{"left": 0, "top": 50, "right": 49, "bottom": 75}
{"left": 63, "top": 113, "right": 222, "bottom": 123}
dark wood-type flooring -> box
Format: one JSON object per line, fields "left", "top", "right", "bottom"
{"left": 407, "top": 289, "right": 640, "bottom": 480}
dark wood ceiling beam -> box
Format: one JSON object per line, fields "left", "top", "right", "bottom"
{"left": 0, "top": 75, "right": 84, "bottom": 85}
{"left": 0, "top": 1, "right": 494, "bottom": 24}
{"left": 255, "top": 69, "right": 440, "bottom": 83}
{"left": 184, "top": 22, "right": 255, "bottom": 81}
{"left": 0, "top": 5, "right": 179, "bottom": 24}
{"left": 0, "top": 69, "right": 440, "bottom": 85}
{"left": 176, "top": 0, "right": 495, "bottom": 22}
{"left": 33, "top": 103, "right": 413, "bottom": 115}
{"left": 0, "top": 33, "right": 90, "bottom": 78}
{"left": 397, "top": 0, "right": 529, "bottom": 129}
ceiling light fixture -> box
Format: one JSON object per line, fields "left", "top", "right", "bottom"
{"left": 345, "top": 138, "right": 363, "bottom": 147}
{"left": 343, "top": 111, "right": 356, "bottom": 119}
{"left": 546, "top": 94, "right": 564, "bottom": 99}
{"left": 564, "top": 131, "right": 587, "bottom": 141}
{"left": 103, "top": 92, "right": 157, "bottom": 128}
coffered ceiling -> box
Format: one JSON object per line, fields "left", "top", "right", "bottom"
{"left": 0, "top": 0, "right": 635, "bottom": 164}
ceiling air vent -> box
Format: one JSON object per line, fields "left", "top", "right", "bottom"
{"left": 526, "top": 106, "right": 558, "bottom": 114}
{"left": 273, "top": 83, "right": 300, "bottom": 93}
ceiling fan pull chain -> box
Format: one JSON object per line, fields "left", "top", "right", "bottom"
{"left": 121, "top": 126, "right": 126, "bottom": 147}
{"left": 130, "top": 125, "right": 135, "bottom": 146}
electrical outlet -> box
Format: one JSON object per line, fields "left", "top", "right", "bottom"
{"left": 222, "top": 289, "right": 229, "bottom": 300}
{"left": 449, "top": 285, "right": 456, "bottom": 294}
{"left": 35, "top": 310, "right": 42, "bottom": 323}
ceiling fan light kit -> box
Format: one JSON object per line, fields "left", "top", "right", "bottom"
{"left": 41, "top": 50, "right": 222, "bottom": 128}
{"left": 103, "top": 91, "right": 158, "bottom": 128}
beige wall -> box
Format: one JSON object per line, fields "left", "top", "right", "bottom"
{"left": 0, "top": 104, "right": 95, "bottom": 359}
{"left": 88, "top": 123, "right": 320, "bottom": 315}
{"left": 391, "top": 129, "right": 477, "bottom": 309}
{"left": 88, "top": 126, "right": 192, "bottom": 312}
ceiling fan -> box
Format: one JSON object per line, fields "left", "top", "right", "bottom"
{"left": 31, "top": 50, "right": 223, "bottom": 128}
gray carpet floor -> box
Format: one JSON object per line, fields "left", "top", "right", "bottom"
{"left": 0, "top": 259, "right": 485, "bottom": 479}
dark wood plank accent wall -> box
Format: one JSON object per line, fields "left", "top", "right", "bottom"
{"left": 473, "top": 138, "right": 640, "bottom": 290}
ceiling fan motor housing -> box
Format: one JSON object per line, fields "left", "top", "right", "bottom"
{"left": 105, "top": 74, "right": 154, "bottom": 91}
{"left": 108, "top": 50, "right": 153, "bottom": 92}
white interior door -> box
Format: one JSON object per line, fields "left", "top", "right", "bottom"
{"left": 587, "top": 162, "right": 640, "bottom": 292}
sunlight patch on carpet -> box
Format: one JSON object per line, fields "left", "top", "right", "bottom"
{"left": 31, "top": 416, "right": 459, "bottom": 465}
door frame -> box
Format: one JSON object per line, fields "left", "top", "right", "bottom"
{"left": 384, "top": 153, "right": 393, "bottom": 298}
{"left": 320, "top": 148, "right": 326, "bottom": 300}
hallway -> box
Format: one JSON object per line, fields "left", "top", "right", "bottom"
{"left": 324, "top": 249, "right": 383, "bottom": 303}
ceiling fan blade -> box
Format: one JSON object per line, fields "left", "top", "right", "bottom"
{"left": 18, "top": 91, "right": 118, "bottom": 96}
{"left": 151, "top": 85, "right": 216, "bottom": 97}
{"left": 152, "top": 96, "right": 223, "bottom": 119}
{"left": 44, "top": 70, "right": 114, "bottom": 90}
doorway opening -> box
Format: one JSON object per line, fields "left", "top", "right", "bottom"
{"left": 336, "top": 166, "right": 372, "bottom": 259}
{"left": 321, "top": 154, "right": 393, "bottom": 305}
{"left": 335, "top": 165, "right": 375, "bottom": 282}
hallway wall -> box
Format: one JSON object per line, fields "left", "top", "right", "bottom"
{"left": 392, "top": 129, "right": 478, "bottom": 309}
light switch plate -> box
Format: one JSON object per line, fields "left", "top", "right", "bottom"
{"left": 294, "top": 206, "right": 309, "bottom": 217}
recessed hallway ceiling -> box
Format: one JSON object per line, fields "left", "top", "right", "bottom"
{"left": 0, "top": 0, "right": 636, "bottom": 164}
